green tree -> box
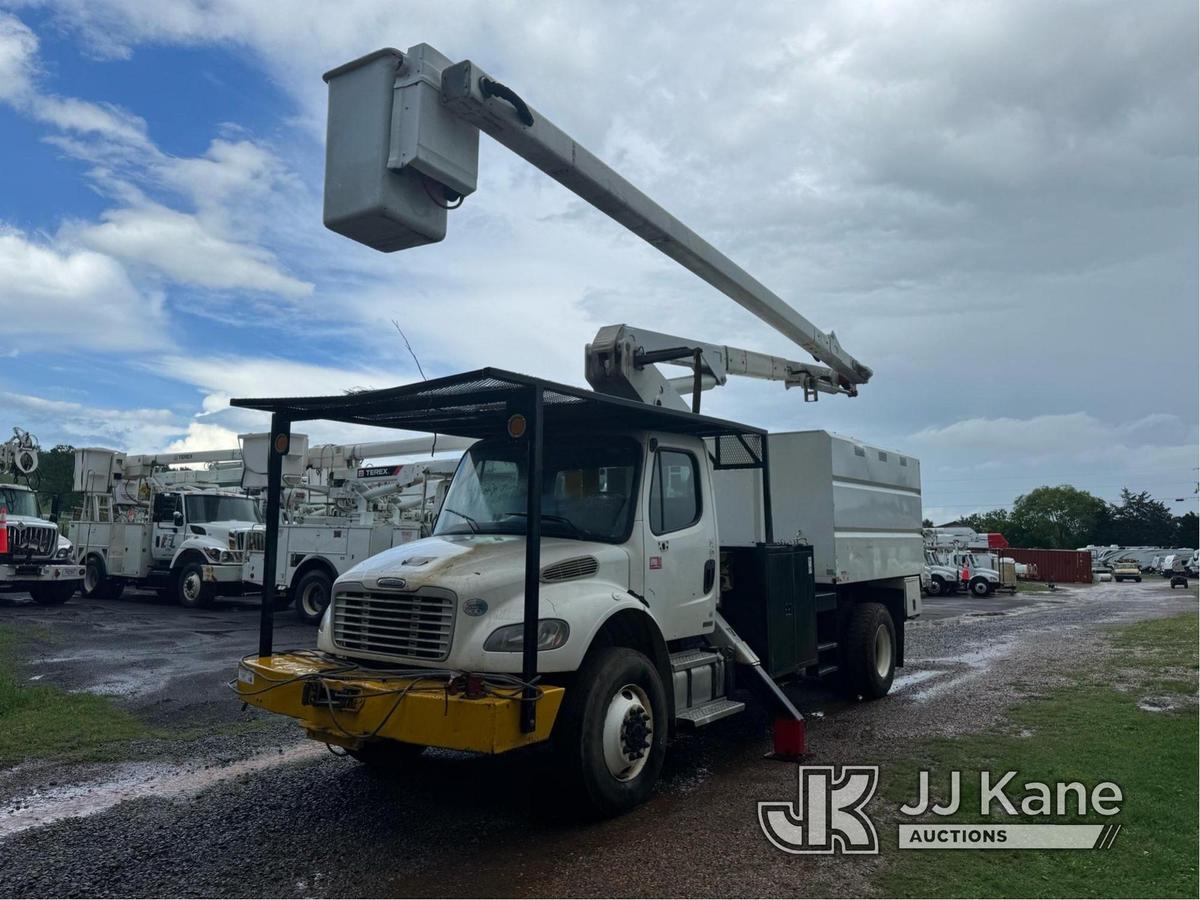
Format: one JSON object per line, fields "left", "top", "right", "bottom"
{"left": 1106, "top": 489, "right": 1176, "bottom": 547}
{"left": 1009, "top": 485, "right": 1107, "bottom": 549}
{"left": 961, "top": 508, "right": 1013, "bottom": 537}
{"left": 1173, "top": 510, "right": 1198, "bottom": 547}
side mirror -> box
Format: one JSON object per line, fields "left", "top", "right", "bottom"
{"left": 173, "top": 511, "right": 184, "bottom": 527}
{"left": 49, "top": 496, "right": 61, "bottom": 524}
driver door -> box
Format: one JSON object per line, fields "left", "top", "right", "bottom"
{"left": 151, "top": 492, "right": 182, "bottom": 564}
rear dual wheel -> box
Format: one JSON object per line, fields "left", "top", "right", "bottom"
{"left": 840, "top": 601, "right": 896, "bottom": 700}
{"left": 82, "top": 556, "right": 124, "bottom": 600}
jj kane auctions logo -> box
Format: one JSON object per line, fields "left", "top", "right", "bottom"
{"left": 760, "top": 766, "right": 1124, "bottom": 854}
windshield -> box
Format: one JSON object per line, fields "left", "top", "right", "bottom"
{"left": 184, "top": 494, "right": 261, "bottom": 524}
{"left": 435, "top": 437, "right": 641, "bottom": 543}
{"left": 0, "top": 486, "right": 39, "bottom": 518}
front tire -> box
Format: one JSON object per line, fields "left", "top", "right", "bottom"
{"left": 970, "top": 577, "right": 991, "bottom": 597}
{"left": 554, "top": 647, "right": 667, "bottom": 818}
{"left": 840, "top": 602, "right": 896, "bottom": 700}
{"left": 928, "top": 575, "right": 945, "bottom": 596}
{"left": 294, "top": 569, "right": 334, "bottom": 625}
{"left": 30, "top": 582, "right": 75, "bottom": 605}
{"left": 174, "top": 560, "right": 214, "bottom": 609}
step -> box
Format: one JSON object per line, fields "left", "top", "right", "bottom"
{"left": 669, "top": 648, "right": 722, "bottom": 672}
{"left": 676, "top": 697, "right": 746, "bottom": 728}
{"left": 817, "top": 641, "right": 838, "bottom": 653}
{"left": 817, "top": 664, "right": 839, "bottom": 677}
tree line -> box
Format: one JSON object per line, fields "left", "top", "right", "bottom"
{"left": 928, "top": 485, "right": 1199, "bottom": 550}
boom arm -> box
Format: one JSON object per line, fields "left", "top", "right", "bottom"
{"left": 321, "top": 45, "right": 872, "bottom": 391}
{"left": 585, "top": 324, "right": 850, "bottom": 412}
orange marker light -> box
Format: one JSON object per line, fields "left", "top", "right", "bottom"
{"left": 506, "top": 413, "right": 527, "bottom": 439}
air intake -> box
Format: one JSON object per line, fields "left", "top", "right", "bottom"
{"left": 541, "top": 556, "right": 599, "bottom": 583}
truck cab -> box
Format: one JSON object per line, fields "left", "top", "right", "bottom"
{"left": 0, "top": 483, "right": 83, "bottom": 604}
{"left": 314, "top": 431, "right": 716, "bottom": 674}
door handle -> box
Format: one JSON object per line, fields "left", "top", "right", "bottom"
{"left": 703, "top": 559, "right": 716, "bottom": 593}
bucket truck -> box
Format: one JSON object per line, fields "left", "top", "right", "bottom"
{"left": 231, "top": 43, "right": 921, "bottom": 818}
{"left": 67, "top": 444, "right": 272, "bottom": 607}
{"left": 0, "top": 429, "right": 84, "bottom": 604}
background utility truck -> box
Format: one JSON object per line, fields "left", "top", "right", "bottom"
{"left": 234, "top": 43, "right": 922, "bottom": 817}
{"left": 237, "top": 432, "right": 473, "bottom": 623}
{"left": 0, "top": 428, "right": 83, "bottom": 604}
{"left": 69, "top": 446, "right": 266, "bottom": 607}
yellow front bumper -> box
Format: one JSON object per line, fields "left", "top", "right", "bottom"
{"left": 236, "top": 654, "right": 564, "bottom": 754}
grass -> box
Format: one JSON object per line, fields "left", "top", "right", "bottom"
{"left": 879, "top": 611, "right": 1199, "bottom": 899}
{"left": 0, "top": 624, "right": 155, "bottom": 765}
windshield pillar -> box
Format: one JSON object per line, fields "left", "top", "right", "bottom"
{"left": 258, "top": 414, "right": 289, "bottom": 658}
{"left": 520, "top": 385, "right": 543, "bottom": 733}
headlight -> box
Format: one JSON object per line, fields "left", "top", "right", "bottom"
{"left": 483, "top": 619, "right": 570, "bottom": 653}
{"left": 54, "top": 545, "right": 72, "bottom": 560}
{"left": 204, "top": 547, "right": 222, "bottom": 562}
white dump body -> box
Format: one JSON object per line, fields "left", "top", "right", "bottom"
{"left": 712, "top": 430, "right": 923, "bottom": 585}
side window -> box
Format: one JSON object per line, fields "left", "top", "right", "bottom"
{"left": 649, "top": 449, "right": 701, "bottom": 535}
{"left": 153, "top": 493, "right": 179, "bottom": 523}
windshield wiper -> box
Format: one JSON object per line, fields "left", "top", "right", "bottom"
{"left": 503, "top": 511, "right": 583, "bottom": 538}
{"left": 443, "top": 507, "right": 480, "bottom": 533}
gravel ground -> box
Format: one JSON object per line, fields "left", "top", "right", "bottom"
{"left": 0, "top": 579, "right": 1192, "bottom": 898}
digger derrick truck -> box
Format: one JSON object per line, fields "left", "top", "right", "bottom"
{"left": 233, "top": 44, "right": 921, "bottom": 817}
{"left": 0, "top": 428, "right": 84, "bottom": 604}
{"left": 67, "top": 445, "right": 268, "bottom": 607}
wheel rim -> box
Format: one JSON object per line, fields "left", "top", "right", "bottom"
{"left": 873, "top": 625, "right": 892, "bottom": 678}
{"left": 181, "top": 570, "right": 202, "bottom": 604}
{"left": 84, "top": 563, "right": 99, "bottom": 594}
{"left": 601, "top": 683, "right": 654, "bottom": 782}
{"left": 300, "top": 581, "right": 328, "bottom": 617}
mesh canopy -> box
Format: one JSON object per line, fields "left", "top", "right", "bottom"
{"left": 232, "top": 367, "right": 765, "bottom": 447}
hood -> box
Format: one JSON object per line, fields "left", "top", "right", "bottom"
{"left": 2, "top": 514, "right": 56, "bottom": 529}
{"left": 337, "top": 533, "right": 630, "bottom": 594}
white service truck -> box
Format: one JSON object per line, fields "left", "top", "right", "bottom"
{"left": 0, "top": 429, "right": 84, "bottom": 604}
{"left": 68, "top": 447, "right": 264, "bottom": 607}
{"left": 238, "top": 433, "right": 473, "bottom": 623}
{"left": 232, "top": 43, "right": 924, "bottom": 817}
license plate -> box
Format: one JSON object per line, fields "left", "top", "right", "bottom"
{"left": 237, "top": 667, "right": 255, "bottom": 686}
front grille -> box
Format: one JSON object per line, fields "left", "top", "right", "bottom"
{"left": 5, "top": 524, "right": 57, "bottom": 560}
{"left": 332, "top": 588, "right": 456, "bottom": 661}
{"left": 241, "top": 530, "right": 265, "bottom": 553}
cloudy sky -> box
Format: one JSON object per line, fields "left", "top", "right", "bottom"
{"left": 1, "top": 0, "right": 1196, "bottom": 522}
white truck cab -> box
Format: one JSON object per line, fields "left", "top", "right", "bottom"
{"left": 0, "top": 482, "right": 83, "bottom": 604}
{"left": 68, "top": 447, "right": 262, "bottom": 606}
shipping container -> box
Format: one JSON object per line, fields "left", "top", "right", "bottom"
{"left": 1003, "top": 548, "right": 1093, "bottom": 583}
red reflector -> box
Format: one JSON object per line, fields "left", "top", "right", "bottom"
{"left": 773, "top": 717, "right": 807, "bottom": 757}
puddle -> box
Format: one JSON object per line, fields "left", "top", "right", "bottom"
{"left": 1137, "top": 696, "right": 1185, "bottom": 713}
{"left": 907, "top": 641, "right": 1019, "bottom": 703}
{"left": 0, "top": 743, "right": 325, "bottom": 840}
{"left": 891, "top": 670, "right": 943, "bottom": 691}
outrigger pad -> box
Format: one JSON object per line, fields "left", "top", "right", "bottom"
{"left": 769, "top": 717, "right": 808, "bottom": 761}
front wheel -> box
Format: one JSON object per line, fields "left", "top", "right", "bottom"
{"left": 970, "top": 577, "right": 991, "bottom": 597}
{"left": 927, "top": 575, "right": 945, "bottom": 596}
{"left": 294, "top": 569, "right": 334, "bottom": 624}
{"left": 30, "top": 582, "right": 75, "bottom": 605}
{"left": 175, "top": 561, "right": 214, "bottom": 609}
{"left": 554, "top": 647, "right": 667, "bottom": 818}
{"left": 840, "top": 602, "right": 896, "bottom": 700}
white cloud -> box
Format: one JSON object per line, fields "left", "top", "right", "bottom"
{"left": 0, "top": 391, "right": 183, "bottom": 451}
{"left": 0, "top": 226, "right": 168, "bottom": 350}
{"left": 163, "top": 421, "right": 240, "bottom": 453}
{"left": 68, "top": 201, "right": 312, "bottom": 298}
{"left": 0, "top": 12, "right": 36, "bottom": 101}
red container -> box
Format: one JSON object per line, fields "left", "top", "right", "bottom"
{"left": 1002, "top": 548, "right": 1093, "bottom": 583}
